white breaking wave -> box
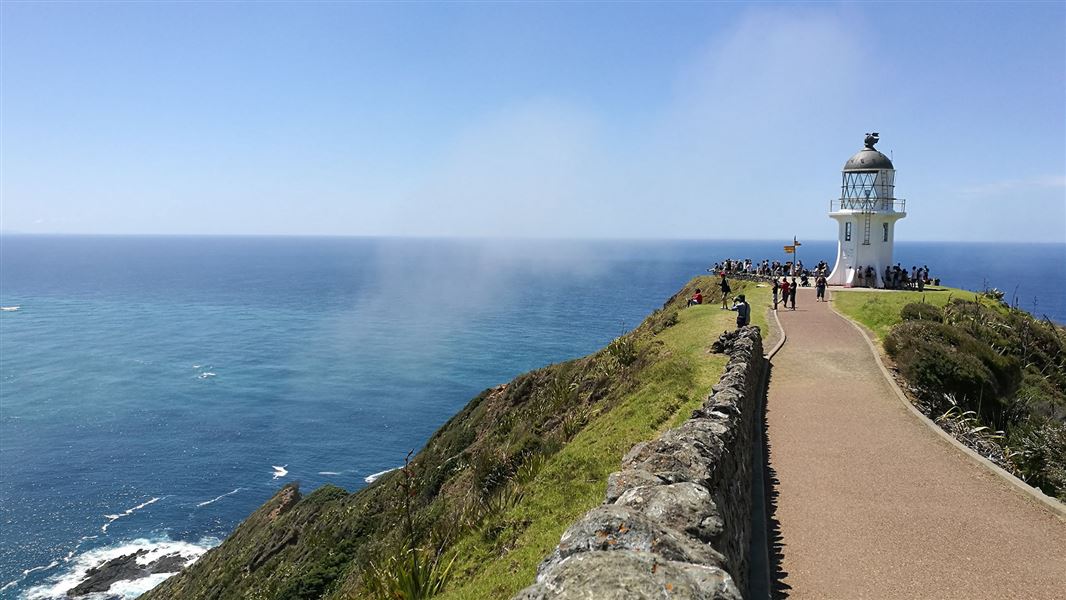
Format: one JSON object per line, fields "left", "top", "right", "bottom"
{"left": 101, "top": 497, "right": 162, "bottom": 533}
{"left": 271, "top": 465, "right": 288, "bottom": 480}
{"left": 62, "top": 536, "right": 97, "bottom": 562}
{"left": 20, "top": 537, "right": 217, "bottom": 600}
{"left": 365, "top": 467, "right": 399, "bottom": 484}
{"left": 1, "top": 306, "right": 20, "bottom": 312}
{"left": 197, "top": 372, "right": 216, "bottom": 379}
{"left": 317, "top": 471, "right": 341, "bottom": 476}
{"left": 195, "top": 487, "right": 242, "bottom": 508}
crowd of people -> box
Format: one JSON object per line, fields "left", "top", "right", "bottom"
{"left": 850, "top": 263, "right": 934, "bottom": 291}
{"left": 691, "top": 257, "right": 938, "bottom": 328}
{"left": 709, "top": 257, "right": 934, "bottom": 291}
{"left": 711, "top": 258, "right": 813, "bottom": 278}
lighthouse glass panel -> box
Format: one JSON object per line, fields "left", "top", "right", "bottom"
{"left": 842, "top": 172, "right": 878, "bottom": 209}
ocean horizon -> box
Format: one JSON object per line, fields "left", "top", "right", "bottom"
{"left": 1, "top": 234, "right": 1063, "bottom": 599}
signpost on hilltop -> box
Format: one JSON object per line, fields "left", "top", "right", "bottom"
{"left": 784, "top": 237, "right": 801, "bottom": 275}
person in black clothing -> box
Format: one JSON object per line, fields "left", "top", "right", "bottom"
{"left": 816, "top": 273, "right": 827, "bottom": 302}
{"left": 789, "top": 277, "right": 798, "bottom": 310}
{"left": 772, "top": 278, "right": 780, "bottom": 311}
{"left": 719, "top": 273, "right": 731, "bottom": 308}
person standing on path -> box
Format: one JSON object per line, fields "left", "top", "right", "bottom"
{"left": 772, "top": 278, "right": 780, "bottom": 311}
{"left": 816, "top": 273, "right": 827, "bottom": 302}
{"left": 789, "top": 277, "right": 798, "bottom": 310}
{"left": 780, "top": 278, "right": 791, "bottom": 311}
{"left": 719, "top": 273, "right": 731, "bottom": 308}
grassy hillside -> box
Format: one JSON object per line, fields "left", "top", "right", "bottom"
{"left": 143, "top": 276, "right": 771, "bottom": 600}
{"left": 834, "top": 288, "right": 1066, "bottom": 500}
{"left": 832, "top": 286, "right": 983, "bottom": 340}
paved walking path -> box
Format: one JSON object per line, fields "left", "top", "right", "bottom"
{"left": 765, "top": 287, "right": 1066, "bottom": 599}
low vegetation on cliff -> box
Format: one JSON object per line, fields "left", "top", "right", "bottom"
{"left": 141, "top": 277, "right": 770, "bottom": 600}
{"left": 836, "top": 289, "right": 1066, "bottom": 500}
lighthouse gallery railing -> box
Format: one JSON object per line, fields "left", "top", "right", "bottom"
{"left": 829, "top": 198, "right": 906, "bottom": 212}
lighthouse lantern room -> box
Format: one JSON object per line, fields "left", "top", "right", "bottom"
{"left": 827, "top": 133, "right": 907, "bottom": 287}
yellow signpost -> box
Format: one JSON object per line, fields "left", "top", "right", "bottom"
{"left": 784, "top": 245, "right": 795, "bottom": 254}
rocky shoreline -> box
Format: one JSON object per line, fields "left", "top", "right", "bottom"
{"left": 66, "top": 549, "right": 192, "bottom": 598}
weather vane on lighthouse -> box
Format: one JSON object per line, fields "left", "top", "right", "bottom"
{"left": 826, "top": 133, "right": 907, "bottom": 287}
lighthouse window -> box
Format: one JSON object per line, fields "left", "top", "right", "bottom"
{"left": 842, "top": 172, "right": 878, "bottom": 205}
{"left": 883, "top": 223, "right": 889, "bottom": 242}
{"left": 845, "top": 222, "right": 852, "bottom": 241}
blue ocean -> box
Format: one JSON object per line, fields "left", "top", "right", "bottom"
{"left": 1, "top": 235, "right": 1063, "bottom": 598}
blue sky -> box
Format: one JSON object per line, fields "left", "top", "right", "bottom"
{"left": 2, "top": 1, "right": 1063, "bottom": 242}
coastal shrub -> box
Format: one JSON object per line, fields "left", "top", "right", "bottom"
{"left": 471, "top": 451, "right": 512, "bottom": 495}
{"left": 302, "top": 485, "right": 349, "bottom": 506}
{"left": 981, "top": 287, "right": 1007, "bottom": 303}
{"left": 514, "top": 454, "right": 548, "bottom": 485}
{"left": 1008, "top": 418, "right": 1066, "bottom": 500}
{"left": 1017, "top": 371, "right": 1063, "bottom": 421}
{"left": 361, "top": 545, "right": 455, "bottom": 600}
{"left": 882, "top": 297, "right": 1066, "bottom": 499}
{"left": 546, "top": 376, "right": 579, "bottom": 412}
{"left": 561, "top": 407, "right": 591, "bottom": 439}
{"left": 884, "top": 320, "right": 1021, "bottom": 423}
{"left": 482, "top": 482, "right": 525, "bottom": 517}
{"left": 607, "top": 335, "right": 639, "bottom": 367}
{"left": 277, "top": 540, "right": 356, "bottom": 600}
{"left": 652, "top": 310, "right": 679, "bottom": 333}
{"left": 900, "top": 302, "right": 944, "bottom": 323}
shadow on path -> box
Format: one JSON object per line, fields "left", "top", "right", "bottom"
{"left": 762, "top": 364, "right": 791, "bottom": 599}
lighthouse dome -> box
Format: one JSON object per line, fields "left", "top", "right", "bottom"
{"left": 844, "top": 132, "right": 893, "bottom": 171}
{"left": 844, "top": 148, "right": 894, "bottom": 171}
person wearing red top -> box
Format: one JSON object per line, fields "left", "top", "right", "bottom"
{"left": 688, "top": 288, "right": 703, "bottom": 306}
{"left": 780, "top": 278, "right": 791, "bottom": 309}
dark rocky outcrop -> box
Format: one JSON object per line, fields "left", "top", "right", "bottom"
{"left": 66, "top": 549, "right": 191, "bottom": 597}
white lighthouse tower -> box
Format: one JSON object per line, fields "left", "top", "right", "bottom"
{"left": 827, "top": 133, "right": 906, "bottom": 287}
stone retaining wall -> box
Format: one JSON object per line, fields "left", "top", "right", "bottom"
{"left": 513, "top": 326, "right": 765, "bottom": 600}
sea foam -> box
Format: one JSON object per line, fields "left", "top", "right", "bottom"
{"left": 195, "top": 487, "right": 242, "bottom": 508}
{"left": 101, "top": 497, "right": 163, "bottom": 533}
{"left": 20, "top": 537, "right": 217, "bottom": 600}
{"left": 365, "top": 467, "right": 399, "bottom": 484}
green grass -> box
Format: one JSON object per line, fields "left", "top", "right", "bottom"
{"left": 435, "top": 279, "right": 771, "bottom": 600}
{"left": 832, "top": 287, "right": 983, "bottom": 340}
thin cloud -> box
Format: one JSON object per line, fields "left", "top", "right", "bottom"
{"left": 959, "top": 175, "right": 1066, "bottom": 197}
{"left": 389, "top": 9, "right": 870, "bottom": 239}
